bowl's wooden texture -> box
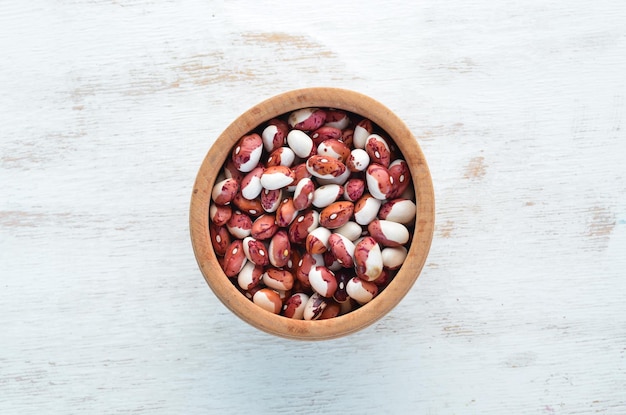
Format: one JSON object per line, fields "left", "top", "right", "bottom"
{"left": 190, "top": 87, "right": 435, "bottom": 340}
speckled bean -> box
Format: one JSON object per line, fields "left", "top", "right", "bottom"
{"left": 378, "top": 198, "right": 416, "bottom": 224}
{"left": 211, "top": 178, "right": 239, "bottom": 205}
{"left": 262, "top": 268, "right": 294, "bottom": 291}
{"left": 303, "top": 292, "right": 328, "bottom": 320}
{"left": 240, "top": 166, "right": 265, "bottom": 200}
{"left": 353, "top": 119, "right": 373, "bottom": 149}
{"left": 328, "top": 233, "right": 356, "bottom": 268}
{"left": 251, "top": 214, "right": 279, "bottom": 240}
{"left": 353, "top": 236, "right": 383, "bottom": 282}
{"left": 260, "top": 165, "right": 294, "bottom": 190}
{"left": 346, "top": 277, "right": 379, "bottom": 304}
{"left": 253, "top": 288, "right": 282, "bottom": 314}
{"left": 319, "top": 201, "right": 354, "bottom": 229}
{"left": 223, "top": 239, "right": 247, "bottom": 277}
{"left": 232, "top": 133, "right": 263, "bottom": 173}
{"left": 209, "top": 204, "right": 232, "bottom": 226}
{"left": 226, "top": 210, "right": 252, "bottom": 239}
{"left": 367, "top": 219, "right": 410, "bottom": 247}
{"left": 268, "top": 230, "right": 291, "bottom": 268}
{"left": 262, "top": 118, "right": 289, "bottom": 152}
{"left": 266, "top": 146, "right": 296, "bottom": 168}
{"left": 308, "top": 265, "right": 338, "bottom": 298}
{"left": 242, "top": 236, "right": 270, "bottom": 266}
{"left": 305, "top": 226, "right": 332, "bottom": 254}
{"left": 282, "top": 293, "right": 310, "bottom": 319}
{"left": 288, "top": 107, "right": 327, "bottom": 131}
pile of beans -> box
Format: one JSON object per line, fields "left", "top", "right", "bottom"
{"left": 209, "top": 107, "right": 416, "bottom": 320}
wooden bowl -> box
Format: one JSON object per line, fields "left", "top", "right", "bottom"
{"left": 190, "top": 87, "right": 434, "bottom": 340}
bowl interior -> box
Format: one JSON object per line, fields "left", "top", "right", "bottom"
{"left": 190, "top": 87, "right": 434, "bottom": 340}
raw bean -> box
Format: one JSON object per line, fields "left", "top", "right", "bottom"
{"left": 237, "top": 261, "right": 264, "bottom": 291}
{"left": 275, "top": 197, "right": 299, "bottom": 227}
{"left": 333, "top": 269, "right": 354, "bottom": 303}
{"left": 323, "top": 250, "right": 342, "bottom": 271}
{"left": 367, "top": 219, "right": 410, "bottom": 247}
{"left": 288, "top": 107, "right": 326, "bottom": 131}
{"left": 353, "top": 119, "right": 373, "bottom": 149}
{"left": 353, "top": 236, "right": 383, "bottom": 282}
{"left": 378, "top": 198, "right": 416, "bottom": 224}
{"left": 286, "top": 248, "right": 301, "bottom": 276}
{"left": 308, "top": 265, "right": 338, "bottom": 297}
{"left": 262, "top": 118, "right": 289, "bottom": 152}
{"left": 317, "top": 139, "right": 351, "bottom": 162}
{"left": 226, "top": 210, "right": 252, "bottom": 239}
{"left": 311, "top": 184, "right": 344, "bottom": 208}
{"left": 311, "top": 126, "right": 342, "bottom": 146}
{"left": 305, "top": 155, "right": 347, "bottom": 180}
{"left": 253, "top": 288, "right": 282, "bottom": 314}
{"left": 292, "top": 177, "right": 315, "bottom": 210}
{"left": 251, "top": 214, "right": 279, "bottom": 240}
{"left": 268, "top": 230, "right": 291, "bottom": 268}
{"left": 209, "top": 204, "right": 232, "bottom": 226}
{"left": 353, "top": 193, "right": 382, "bottom": 225}
{"left": 366, "top": 163, "right": 393, "bottom": 200}
{"left": 388, "top": 159, "right": 411, "bottom": 198}
{"left": 318, "top": 300, "right": 341, "bottom": 319}
{"left": 323, "top": 109, "right": 350, "bottom": 130}
{"left": 260, "top": 166, "right": 294, "bottom": 190}
{"left": 262, "top": 268, "right": 295, "bottom": 291}
{"left": 341, "top": 128, "right": 354, "bottom": 148}
{"left": 346, "top": 148, "right": 370, "bottom": 172}
{"left": 288, "top": 209, "right": 319, "bottom": 244}
{"left": 266, "top": 146, "right": 296, "bottom": 168}
{"left": 303, "top": 292, "right": 328, "bottom": 320}
{"left": 319, "top": 201, "right": 354, "bottom": 229}
{"left": 365, "top": 134, "right": 391, "bottom": 167}
{"left": 242, "top": 284, "right": 264, "bottom": 302}
{"left": 223, "top": 159, "right": 245, "bottom": 182}
{"left": 240, "top": 166, "right": 265, "bottom": 200}
{"left": 334, "top": 221, "right": 364, "bottom": 242}
{"left": 287, "top": 129, "right": 316, "bottom": 158}
{"left": 261, "top": 188, "right": 282, "bottom": 213}
{"left": 283, "top": 293, "right": 310, "bottom": 319}
{"left": 211, "top": 178, "right": 239, "bottom": 205}
{"left": 231, "top": 192, "right": 263, "bottom": 217}
{"left": 372, "top": 268, "right": 393, "bottom": 287}
{"left": 328, "top": 233, "right": 356, "bottom": 268}
{"left": 288, "top": 163, "right": 312, "bottom": 192}
{"left": 242, "top": 236, "right": 270, "bottom": 266}
{"left": 381, "top": 245, "right": 408, "bottom": 270}
{"left": 223, "top": 239, "right": 247, "bottom": 277}
{"left": 305, "top": 226, "right": 332, "bottom": 254}
{"left": 232, "top": 133, "right": 263, "bottom": 173}
{"left": 346, "top": 277, "right": 379, "bottom": 304}
{"left": 343, "top": 178, "right": 365, "bottom": 202}
{"left": 295, "top": 252, "right": 317, "bottom": 288}
{"left": 209, "top": 222, "right": 231, "bottom": 256}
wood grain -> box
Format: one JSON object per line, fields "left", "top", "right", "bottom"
{"left": 2, "top": 0, "right": 625, "bottom": 413}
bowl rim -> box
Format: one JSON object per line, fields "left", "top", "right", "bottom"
{"left": 189, "top": 87, "right": 435, "bottom": 340}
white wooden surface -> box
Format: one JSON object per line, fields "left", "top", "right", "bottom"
{"left": 2, "top": 1, "right": 625, "bottom": 413}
